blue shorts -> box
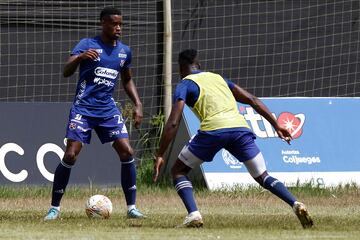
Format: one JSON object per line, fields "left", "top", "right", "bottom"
{"left": 188, "top": 128, "right": 260, "bottom": 162}
{"left": 65, "top": 110, "right": 128, "bottom": 144}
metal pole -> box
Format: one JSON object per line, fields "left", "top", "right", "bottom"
{"left": 163, "top": 0, "right": 172, "bottom": 120}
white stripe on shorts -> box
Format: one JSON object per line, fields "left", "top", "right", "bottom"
{"left": 178, "top": 145, "right": 203, "bottom": 169}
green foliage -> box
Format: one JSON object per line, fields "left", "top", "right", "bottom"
{"left": 137, "top": 110, "right": 165, "bottom": 150}
{"left": 137, "top": 110, "right": 166, "bottom": 186}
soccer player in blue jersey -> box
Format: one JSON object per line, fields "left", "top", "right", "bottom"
{"left": 153, "top": 49, "right": 313, "bottom": 228}
{"left": 44, "top": 7, "right": 145, "bottom": 220}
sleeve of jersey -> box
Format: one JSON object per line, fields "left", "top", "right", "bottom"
{"left": 173, "top": 80, "right": 199, "bottom": 107}
{"left": 224, "top": 77, "right": 235, "bottom": 90}
{"left": 71, "top": 38, "right": 89, "bottom": 56}
{"left": 173, "top": 81, "right": 188, "bottom": 103}
{"left": 123, "top": 47, "right": 132, "bottom": 69}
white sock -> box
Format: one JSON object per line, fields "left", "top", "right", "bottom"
{"left": 127, "top": 205, "right": 136, "bottom": 211}
{"left": 51, "top": 205, "right": 60, "bottom": 211}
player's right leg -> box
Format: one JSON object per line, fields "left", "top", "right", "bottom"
{"left": 44, "top": 111, "right": 91, "bottom": 221}
{"left": 173, "top": 132, "right": 224, "bottom": 227}
{"left": 44, "top": 140, "right": 83, "bottom": 221}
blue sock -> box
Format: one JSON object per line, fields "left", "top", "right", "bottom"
{"left": 121, "top": 158, "right": 137, "bottom": 206}
{"left": 51, "top": 161, "right": 72, "bottom": 207}
{"left": 263, "top": 175, "right": 296, "bottom": 206}
{"left": 173, "top": 176, "right": 198, "bottom": 214}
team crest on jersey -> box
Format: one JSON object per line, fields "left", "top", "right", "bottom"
{"left": 120, "top": 60, "right": 125, "bottom": 67}
{"left": 69, "top": 122, "right": 77, "bottom": 130}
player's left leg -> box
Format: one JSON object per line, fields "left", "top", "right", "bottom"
{"left": 112, "top": 138, "right": 145, "bottom": 218}
{"left": 95, "top": 114, "right": 145, "bottom": 218}
{"left": 244, "top": 153, "right": 313, "bottom": 228}
{"left": 227, "top": 131, "right": 313, "bottom": 228}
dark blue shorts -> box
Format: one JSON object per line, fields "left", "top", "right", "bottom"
{"left": 188, "top": 129, "right": 260, "bottom": 162}
{"left": 65, "top": 110, "right": 128, "bottom": 144}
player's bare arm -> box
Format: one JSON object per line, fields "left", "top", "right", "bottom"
{"left": 63, "top": 49, "right": 100, "bottom": 77}
{"left": 153, "top": 100, "right": 185, "bottom": 182}
{"left": 231, "top": 84, "right": 292, "bottom": 144}
{"left": 121, "top": 68, "right": 143, "bottom": 129}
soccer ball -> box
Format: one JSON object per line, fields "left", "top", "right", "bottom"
{"left": 85, "top": 194, "right": 113, "bottom": 219}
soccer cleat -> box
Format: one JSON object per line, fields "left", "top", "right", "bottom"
{"left": 181, "top": 211, "right": 203, "bottom": 228}
{"left": 127, "top": 208, "right": 146, "bottom": 219}
{"left": 293, "top": 201, "right": 313, "bottom": 229}
{"left": 44, "top": 207, "right": 60, "bottom": 221}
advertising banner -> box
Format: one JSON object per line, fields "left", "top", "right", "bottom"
{"left": 0, "top": 103, "right": 122, "bottom": 185}
{"left": 182, "top": 98, "right": 360, "bottom": 189}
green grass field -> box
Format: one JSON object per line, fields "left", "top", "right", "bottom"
{"left": 0, "top": 185, "right": 359, "bottom": 239}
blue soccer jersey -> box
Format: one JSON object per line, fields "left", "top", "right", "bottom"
{"left": 70, "top": 36, "right": 132, "bottom": 117}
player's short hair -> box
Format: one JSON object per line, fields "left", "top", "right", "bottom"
{"left": 178, "top": 49, "right": 198, "bottom": 65}
{"left": 100, "top": 7, "right": 122, "bottom": 21}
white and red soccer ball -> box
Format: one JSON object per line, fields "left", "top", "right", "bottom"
{"left": 85, "top": 194, "right": 113, "bottom": 219}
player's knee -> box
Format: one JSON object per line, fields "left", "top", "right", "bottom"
{"left": 63, "top": 152, "right": 77, "bottom": 165}
{"left": 254, "top": 171, "right": 268, "bottom": 187}
{"left": 170, "top": 159, "right": 191, "bottom": 179}
{"left": 113, "top": 142, "right": 134, "bottom": 161}
{"left": 170, "top": 166, "right": 181, "bottom": 179}
{"left": 118, "top": 149, "right": 134, "bottom": 162}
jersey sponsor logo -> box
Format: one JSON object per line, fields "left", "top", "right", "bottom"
{"left": 118, "top": 53, "right": 127, "bottom": 58}
{"left": 94, "top": 67, "right": 119, "bottom": 79}
{"left": 222, "top": 149, "right": 243, "bottom": 169}
{"left": 95, "top": 49, "right": 103, "bottom": 53}
{"left": 120, "top": 60, "right": 125, "bottom": 67}
{"left": 109, "top": 130, "right": 120, "bottom": 137}
{"left": 239, "top": 106, "right": 305, "bottom": 139}
{"left": 93, "top": 77, "right": 115, "bottom": 87}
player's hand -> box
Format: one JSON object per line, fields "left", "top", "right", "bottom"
{"left": 276, "top": 126, "right": 293, "bottom": 145}
{"left": 133, "top": 104, "right": 143, "bottom": 129}
{"left": 153, "top": 155, "right": 165, "bottom": 182}
{"left": 78, "top": 49, "right": 100, "bottom": 61}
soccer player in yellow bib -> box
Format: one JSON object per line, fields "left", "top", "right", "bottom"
{"left": 153, "top": 49, "right": 313, "bottom": 229}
